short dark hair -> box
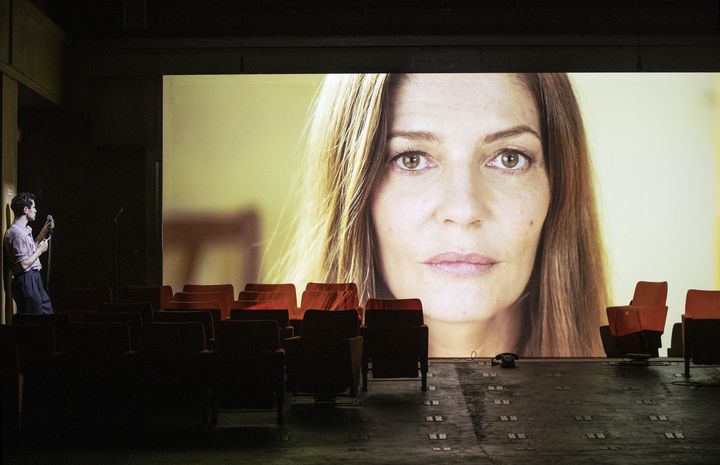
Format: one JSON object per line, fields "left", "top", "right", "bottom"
{"left": 10, "top": 192, "right": 35, "bottom": 217}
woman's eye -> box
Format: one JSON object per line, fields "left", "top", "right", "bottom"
{"left": 392, "top": 152, "right": 432, "bottom": 171}
{"left": 488, "top": 149, "right": 531, "bottom": 171}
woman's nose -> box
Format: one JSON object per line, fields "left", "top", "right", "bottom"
{"left": 435, "top": 167, "right": 489, "bottom": 227}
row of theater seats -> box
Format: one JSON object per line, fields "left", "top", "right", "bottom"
{"left": 602, "top": 281, "right": 720, "bottom": 376}
{"left": 52, "top": 282, "right": 362, "bottom": 322}
{"left": 0, "top": 282, "right": 429, "bottom": 434}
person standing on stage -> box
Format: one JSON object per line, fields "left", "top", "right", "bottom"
{"left": 4, "top": 192, "right": 55, "bottom": 314}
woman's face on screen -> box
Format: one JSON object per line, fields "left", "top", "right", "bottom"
{"left": 371, "top": 74, "right": 550, "bottom": 323}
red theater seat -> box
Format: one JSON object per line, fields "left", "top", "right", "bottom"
{"left": 606, "top": 281, "right": 668, "bottom": 358}
{"left": 682, "top": 289, "right": 720, "bottom": 377}
{"left": 284, "top": 309, "right": 363, "bottom": 398}
{"left": 299, "top": 289, "right": 361, "bottom": 321}
{"left": 244, "top": 283, "right": 297, "bottom": 307}
{"left": 361, "top": 299, "right": 428, "bottom": 392}
{"left": 119, "top": 285, "right": 173, "bottom": 310}
{"left": 184, "top": 283, "right": 235, "bottom": 308}
{"left": 211, "top": 320, "right": 285, "bottom": 423}
{"left": 172, "top": 291, "right": 230, "bottom": 320}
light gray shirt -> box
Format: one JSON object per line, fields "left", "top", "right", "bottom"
{"left": 4, "top": 222, "right": 41, "bottom": 275}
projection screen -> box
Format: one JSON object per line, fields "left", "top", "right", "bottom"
{"left": 163, "top": 73, "right": 720, "bottom": 357}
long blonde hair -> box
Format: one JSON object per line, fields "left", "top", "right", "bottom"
{"left": 273, "top": 73, "right": 607, "bottom": 357}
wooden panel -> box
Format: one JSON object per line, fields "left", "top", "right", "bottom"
{"left": 0, "top": 0, "right": 9, "bottom": 64}
{"left": 11, "top": 0, "right": 65, "bottom": 104}
{"left": 1, "top": 74, "right": 17, "bottom": 324}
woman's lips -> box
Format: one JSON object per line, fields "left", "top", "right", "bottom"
{"left": 423, "top": 252, "right": 499, "bottom": 277}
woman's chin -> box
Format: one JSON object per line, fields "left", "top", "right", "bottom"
{"left": 422, "top": 307, "right": 491, "bottom": 324}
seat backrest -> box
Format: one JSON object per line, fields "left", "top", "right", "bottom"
{"left": 0, "top": 324, "right": 56, "bottom": 362}
{"left": 301, "top": 290, "right": 359, "bottom": 312}
{"left": 230, "top": 308, "right": 289, "bottom": 328}
{"left": 306, "top": 282, "right": 358, "bottom": 294}
{"left": 632, "top": 281, "right": 668, "bottom": 307}
{"left": 0, "top": 341, "right": 19, "bottom": 375}
{"left": 11, "top": 313, "right": 72, "bottom": 352}
{"left": 119, "top": 285, "right": 173, "bottom": 310}
{"left": 99, "top": 301, "right": 153, "bottom": 322}
{"left": 365, "top": 309, "right": 424, "bottom": 327}
{"left": 237, "top": 290, "right": 296, "bottom": 309}
{"left": 82, "top": 312, "right": 144, "bottom": 350}
{"left": 143, "top": 321, "right": 206, "bottom": 355}
{"left": 302, "top": 309, "right": 359, "bottom": 338}
{"left": 67, "top": 321, "right": 131, "bottom": 355}
{"left": 215, "top": 320, "right": 280, "bottom": 354}
{"left": 173, "top": 291, "right": 229, "bottom": 319}
{"left": 365, "top": 298, "right": 422, "bottom": 311}
{"left": 685, "top": 289, "right": 720, "bottom": 318}
{"left": 233, "top": 299, "right": 291, "bottom": 311}
{"left": 183, "top": 283, "right": 235, "bottom": 304}
{"left": 11, "top": 313, "right": 71, "bottom": 325}
{"left": 244, "top": 283, "right": 297, "bottom": 306}
{"left": 154, "top": 310, "right": 216, "bottom": 340}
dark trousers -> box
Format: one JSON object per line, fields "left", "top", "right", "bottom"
{"left": 12, "top": 269, "right": 54, "bottom": 315}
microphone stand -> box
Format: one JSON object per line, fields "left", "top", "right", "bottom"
{"left": 113, "top": 207, "right": 124, "bottom": 303}
{"left": 46, "top": 233, "right": 52, "bottom": 292}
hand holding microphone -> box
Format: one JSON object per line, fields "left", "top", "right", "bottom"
{"left": 46, "top": 214, "right": 55, "bottom": 239}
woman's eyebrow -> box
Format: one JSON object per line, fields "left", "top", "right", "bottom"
{"left": 484, "top": 125, "right": 541, "bottom": 143}
{"left": 386, "top": 130, "right": 442, "bottom": 143}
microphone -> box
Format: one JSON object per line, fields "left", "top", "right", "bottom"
{"left": 114, "top": 207, "right": 124, "bottom": 223}
{"left": 46, "top": 215, "right": 54, "bottom": 239}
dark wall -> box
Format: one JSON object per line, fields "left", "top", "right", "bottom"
{"left": 18, "top": 74, "right": 162, "bottom": 294}
{"left": 15, "top": 0, "right": 720, "bottom": 292}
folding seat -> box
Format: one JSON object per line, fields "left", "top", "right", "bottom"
{"left": 361, "top": 298, "right": 428, "bottom": 391}
{"left": 605, "top": 281, "right": 668, "bottom": 359}
{"left": 682, "top": 289, "right": 720, "bottom": 377}
{"left": 154, "top": 310, "right": 217, "bottom": 348}
{"left": 284, "top": 309, "right": 363, "bottom": 399}
{"left": 59, "top": 322, "right": 136, "bottom": 426}
{"left": 82, "top": 311, "right": 144, "bottom": 352}
{"left": 211, "top": 320, "right": 285, "bottom": 423}
{"left": 99, "top": 301, "right": 154, "bottom": 324}
{"left": 11, "top": 312, "right": 72, "bottom": 352}
{"left": 0, "top": 342, "right": 21, "bottom": 437}
{"left": 172, "top": 291, "right": 230, "bottom": 320}
{"left": 306, "top": 282, "right": 358, "bottom": 294}
{"left": 299, "top": 289, "right": 361, "bottom": 321}
{"left": 119, "top": 284, "right": 173, "bottom": 310}
{"left": 138, "top": 322, "right": 211, "bottom": 423}
{"left": 183, "top": 283, "right": 235, "bottom": 309}
{"left": 230, "top": 308, "right": 294, "bottom": 339}
{"left": 244, "top": 283, "right": 297, "bottom": 308}
{"left": 0, "top": 324, "right": 58, "bottom": 424}
{"left": 50, "top": 286, "right": 113, "bottom": 313}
